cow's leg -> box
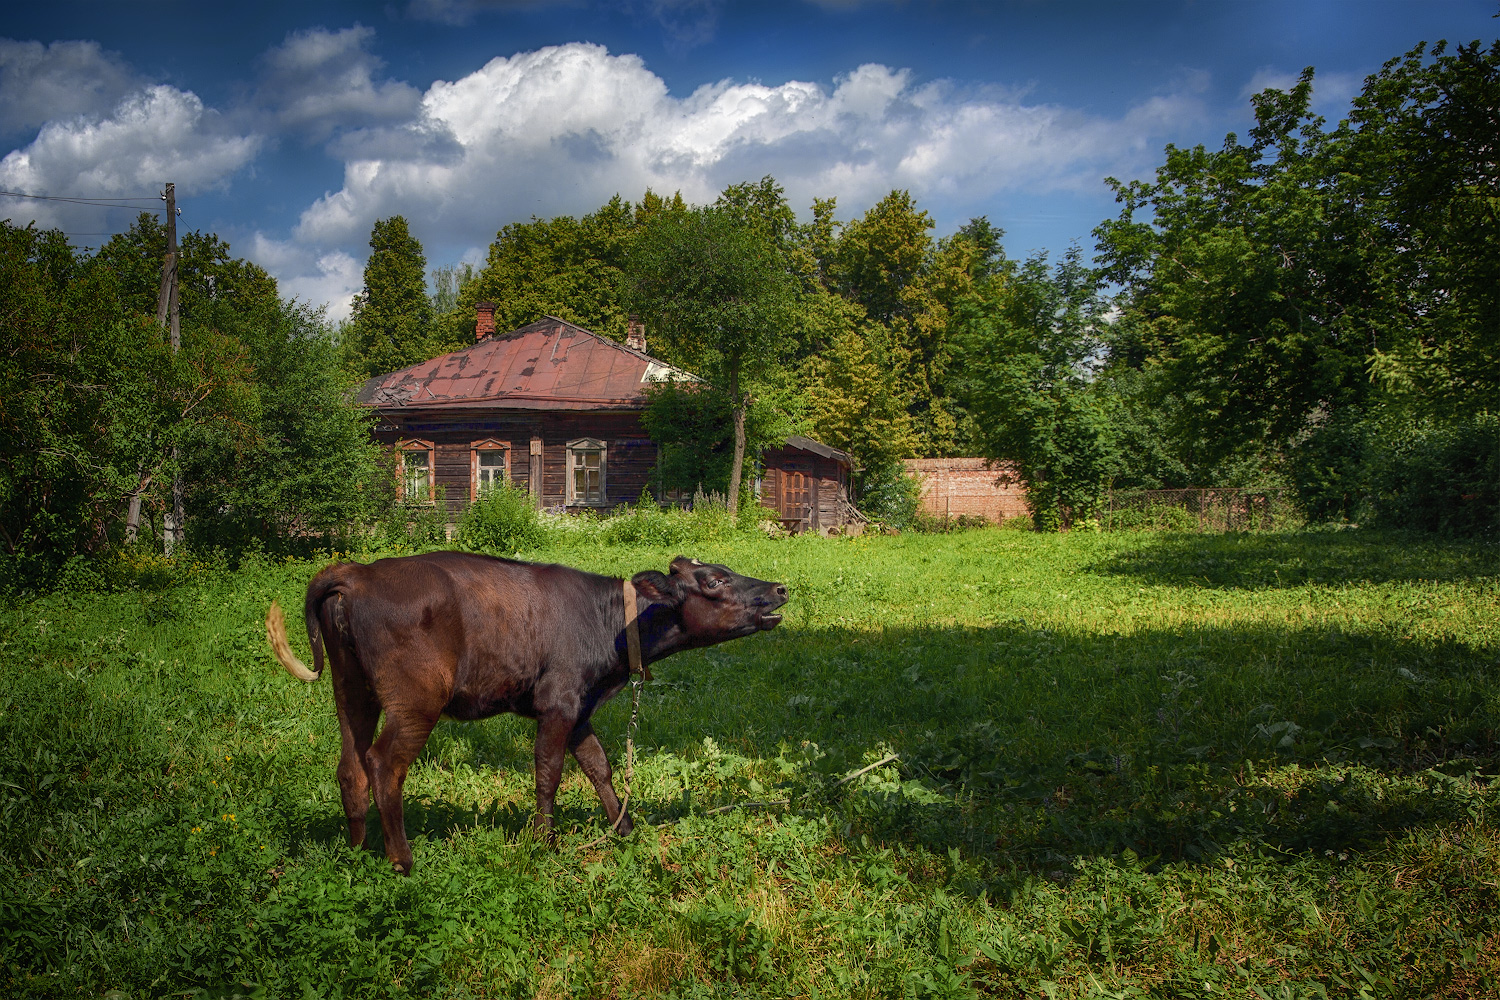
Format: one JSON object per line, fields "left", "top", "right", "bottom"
{"left": 568, "top": 722, "right": 632, "bottom": 836}
{"left": 364, "top": 707, "right": 438, "bottom": 875}
{"left": 331, "top": 678, "right": 379, "bottom": 850}
{"left": 533, "top": 711, "right": 577, "bottom": 839}
{"left": 327, "top": 644, "right": 380, "bottom": 849}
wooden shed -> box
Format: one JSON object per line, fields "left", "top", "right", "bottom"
{"left": 760, "top": 436, "right": 858, "bottom": 533}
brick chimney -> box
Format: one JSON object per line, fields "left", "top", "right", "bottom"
{"left": 626, "top": 315, "right": 646, "bottom": 353}
{"left": 475, "top": 301, "right": 496, "bottom": 341}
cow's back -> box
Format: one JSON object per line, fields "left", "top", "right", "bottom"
{"left": 334, "top": 552, "right": 619, "bottom": 721}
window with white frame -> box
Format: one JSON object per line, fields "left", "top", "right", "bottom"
{"left": 470, "top": 439, "right": 510, "bottom": 500}
{"left": 566, "top": 438, "right": 607, "bottom": 504}
{"left": 396, "top": 439, "right": 436, "bottom": 501}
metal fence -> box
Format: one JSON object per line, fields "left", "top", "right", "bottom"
{"left": 1104, "top": 488, "right": 1301, "bottom": 533}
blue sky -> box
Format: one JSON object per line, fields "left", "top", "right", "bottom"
{"left": 1, "top": 0, "right": 1493, "bottom": 321}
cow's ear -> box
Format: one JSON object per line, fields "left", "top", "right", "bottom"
{"left": 632, "top": 570, "right": 686, "bottom": 606}
{"left": 670, "top": 556, "right": 703, "bottom": 576}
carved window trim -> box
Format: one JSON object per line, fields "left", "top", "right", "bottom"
{"left": 469, "top": 438, "right": 511, "bottom": 501}
{"left": 566, "top": 437, "right": 607, "bottom": 505}
{"left": 395, "top": 438, "right": 436, "bottom": 503}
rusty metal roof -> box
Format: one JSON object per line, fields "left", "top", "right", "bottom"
{"left": 357, "top": 316, "right": 694, "bottom": 412}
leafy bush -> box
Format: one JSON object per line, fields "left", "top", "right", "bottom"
{"left": 457, "top": 480, "right": 546, "bottom": 552}
{"left": 597, "top": 489, "right": 741, "bottom": 547}
{"left": 856, "top": 460, "right": 924, "bottom": 529}
{"left": 1363, "top": 411, "right": 1498, "bottom": 536}
{"left": 1292, "top": 409, "right": 1499, "bottom": 535}
{"left": 910, "top": 511, "right": 990, "bottom": 533}
{"left": 1105, "top": 501, "right": 1200, "bottom": 532}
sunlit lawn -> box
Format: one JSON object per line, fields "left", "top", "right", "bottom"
{"left": 2, "top": 526, "right": 1497, "bottom": 998}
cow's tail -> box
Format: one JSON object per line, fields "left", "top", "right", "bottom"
{"left": 266, "top": 564, "right": 349, "bottom": 683}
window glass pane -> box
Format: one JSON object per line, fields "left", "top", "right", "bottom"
{"left": 404, "top": 451, "right": 430, "bottom": 499}
{"left": 570, "top": 447, "right": 603, "bottom": 501}
{"left": 477, "top": 450, "right": 505, "bottom": 494}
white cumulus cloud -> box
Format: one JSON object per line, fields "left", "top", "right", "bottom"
{"left": 246, "top": 233, "right": 364, "bottom": 324}
{"left": 0, "top": 85, "right": 261, "bottom": 230}
{"left": 292, "top": 42, "right": 1205, "bottom": 253}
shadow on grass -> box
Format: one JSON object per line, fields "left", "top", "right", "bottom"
{"left": 268, "top": 609, "right": 1500, "bottom": 873}
{"left": 10, "top": 596, "right": 1492, "bottom": 878}
{"left": 1091, "top": 529, "right": 1499, "bottom": 590}
{"left": 590, "top": 612, "right": 1498, "bottom": 869}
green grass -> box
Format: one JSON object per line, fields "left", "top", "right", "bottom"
{"left": 2, "top": 528, "right": 1498, "bottom": 998}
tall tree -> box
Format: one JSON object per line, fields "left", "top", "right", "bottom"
{"left": 456, "top": 196, "right": 642, "bottom": 345}
{"left": 829, "top": 191, "right": 991, "bottom": 455}
{"left": 182, "top": 299, "right": 387, "bottom": 551}
{"left": 957, "top": 247, "right": 1117, "bottom": 529}
{"left": 430, "top": 262, "right": 476, "bottom": 314}
{"left": 803, "top": 314, "right": 918, "bottom": 478}
{"left": 626, "top": 206, "right": 796, "bottom": 517}
{"left": 1355, "top": 39, "right": 1500, "bottom": 417}
{"left": 348, "top": 216, "right": 435, "bottom": 378}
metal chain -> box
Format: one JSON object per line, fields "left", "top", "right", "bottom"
{"left": 580, "top": 668, "right": 643, "bottom": 849}
{"left": 612, "top": 671, "right": 643, "bottom": 831}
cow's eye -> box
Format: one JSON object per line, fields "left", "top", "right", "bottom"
{"left": 703, "top": 577, "right": 722, "bottom": 590}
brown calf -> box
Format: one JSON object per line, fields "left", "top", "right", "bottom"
{"left": 266, "top": 552, "right": 787, "bottom": 873}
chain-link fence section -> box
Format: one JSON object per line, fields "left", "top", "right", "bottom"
{"left": 1105, "top": 488, "right": 1301, "bottom": 532}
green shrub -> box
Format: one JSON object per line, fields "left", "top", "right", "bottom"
{"left": 597, "top": 488, "right": 740, "bottom": 547}
{"left": 1105, "top": 500, "right": 1200, "bottom": 532}
{"left": 456, "top": 480, "right": 546, "bottom": 552}
{"left": 1364, "top": 412, "right": 1499, "bottom": 536}
{"left": 856, "top": 461, "right": 923, "bottom": 529}
{"left": 910, "top": 511, "right": 991, "bottom": 533}
{"left": 1292, "top": 409, "right": 1499, "bottom": 535}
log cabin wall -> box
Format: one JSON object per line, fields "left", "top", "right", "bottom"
{"left": 373, "top": 410, "right": 657, "bottom": 518}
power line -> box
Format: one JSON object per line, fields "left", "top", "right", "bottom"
{"left": 0, "top": 189, "right": 163, "bottom": 209}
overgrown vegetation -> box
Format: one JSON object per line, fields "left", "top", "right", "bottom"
{"left": 457, "top": 480, "right": 548, "bottom": 553}
{"left": 2, "top": 528, "right": 1496, "bottom": 997}
{"left": 0, "top": 216, "right": 387, "bottom": 593}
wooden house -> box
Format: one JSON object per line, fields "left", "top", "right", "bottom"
{"left": 357, "top": 306, "right": 857, "bottom": 531}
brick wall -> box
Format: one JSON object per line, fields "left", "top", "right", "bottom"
{"left": 903, "top": 458, "right": 1029, "bottom": 524}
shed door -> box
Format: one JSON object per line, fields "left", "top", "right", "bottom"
{"left": 782, "top": 471, "right": 808, "bottom": 521}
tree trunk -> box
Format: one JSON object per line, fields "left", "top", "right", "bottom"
{"left": 124, "top": 465, "right": 150, "bottom": 544}
{"left": 727, "top": 367, "right": 745, "bottom": 520}
{"left": 165, "top": 445, "right": 184, "bottom": 555}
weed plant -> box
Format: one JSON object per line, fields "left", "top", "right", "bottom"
{"left": 1, "top": 528, "right": 1497, "bottom": 997}
{"left": 458, "top": 482, "right": 548, "bottom": 553}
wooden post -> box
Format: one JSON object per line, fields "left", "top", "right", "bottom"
{"left": 810, "top": 471, "right": 820, "bottom": 532}
{"left": 157, "top": 183, "right": 184, "bottom": 555}
{"left": 529, "top": 436, "right": 543, "bottom": 508}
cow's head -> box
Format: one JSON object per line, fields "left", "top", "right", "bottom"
{"left": 632, "top": 556, "right": 787, "bottom": 646}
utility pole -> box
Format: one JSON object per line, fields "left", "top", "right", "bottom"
{"left": 156, "top": 182, "right": 184, "bottom": 554}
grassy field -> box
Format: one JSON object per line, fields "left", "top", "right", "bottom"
{"left": 2, "top": 526, "right": 1498, "bottom": 998}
